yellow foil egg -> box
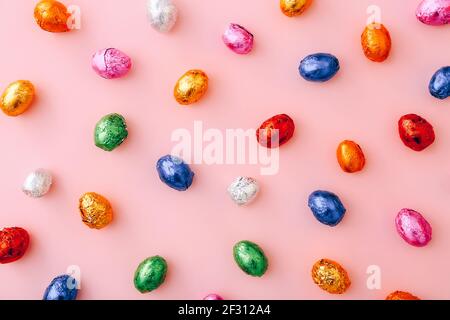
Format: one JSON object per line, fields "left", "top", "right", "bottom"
{"left": 34, "top": 0, "right": 70, "bottom": 33}
{"left": 1, "top": 80, "right": 35, "bottom": 116}
{"left": 280, "top": 0, "right": 313, "bottom": 17}
{"left": 312, "top": 258, "right": 351, "bottom": 294}
{"left": 336, "top": 140, "right": 365, "bottom": 173}
{"left": 174, "top": 69, "right": 208, "bottom": 105}
{"left": 361, "top": 23, "right": 391, "bottom": 62}
{"left": 79, "top": 192, "right": 113, "bottom": 229}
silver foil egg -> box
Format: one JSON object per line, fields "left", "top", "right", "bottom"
{"left": 147, "top": 0, "right": 178, "bottom": 32}
{"left": 227, "top": 177, "right": 259, "bottom": 206}
{"left": 22, "top": 169, "right": 53, "bottom": 198}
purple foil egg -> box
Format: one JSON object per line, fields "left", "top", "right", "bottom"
{"left": 203, "top": 294, "right": 223, "bottom": 300}
{"left": 395, "top": 208, "right": 432, "bottom": 247}
{"left": 92, "top": 48, "right": 132, "bottom": 79}
{"left": 222, "top": 23, "right": 254, "bottom": 55}
{"left": 416, "top": 0, "right": 450, "bottom": 26}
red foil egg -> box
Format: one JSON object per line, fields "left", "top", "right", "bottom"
{"left": 398, "top": 114, "right": 435, "bottom": 151}
{"left": 257, "top": 114, "right": 295, "bottom": 148}
{"left": 0, "top": 227, "right": 30, "bottom": 264}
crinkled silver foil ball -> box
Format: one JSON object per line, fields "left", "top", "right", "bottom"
{"left": 22, "top": 169, "right": 53, "bottom": 198}
{"left": 147, "top": 0, "right": 178, "bottom": 32}
{"left": 227, "top": 177, "right": 259, "bottom": 206}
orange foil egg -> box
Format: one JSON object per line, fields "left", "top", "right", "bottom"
{"left": 361, "top": 23, "right": 391, "bottom": 62}
{"left": 386, "top": 291, "right": 420, "bottom": 300}
{"left": 336, "top": 140, "right": 365, "bottom": 173}
{"left": 174, "top": 69, "right": 208, "bottom": 105}
{"left": 79, "top": 192, "right": 113, "bottom": 229}
{"left": 34, "top": 0, "right": 70, "bottom": 33}
{"left": 280, "top": 0, "right": 313, "bottom": 17}
{"left": 1, "top": 80, "right": 35, "bottom": 116}
{"left": 312, "top": 258, "right": 351, "bottom": 294}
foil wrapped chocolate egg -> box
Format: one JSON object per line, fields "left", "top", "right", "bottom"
{"left": 147, "top": 0, "right": 178, "bottom": 32}
{"left": 156, "top": 155, "right": 194, "bottom": 191}
{"left": 92, "top": 48, "right": 132, "bottom": 79}
{"left": 416, "top": 0, "right": 450, "bottom": 25}
{"left": 299, "top": 53, "right": 340, "bottom": 82}
{"left": 79, "top": 192, "right": 113, "bottom": 229}
{"left": 134, "top": 256, "right": 167, "bottom": 293}
{"left": 0, "top": 227, "right": 30, "bottom": 264}
{"left": 312, "top": 258, "right": 351, "bottom": 294}
{"left": 94, "top": 113, "right": 128, "bottom": 151}
{"left": 398, "top": 114, "right": 435, "bottom": 151}
{"left": 227, "top": 177, "right": 259, "bottom": 206}
{"left": 204, "top": 294, "right": 224, "bottom": 300}
{"left": 174, "top": 70, "right": 208, "bottom": 105}
{"left": 233, "top": 240, "right": 268, "bottom": 277}
{"left": 222, "top": 23, "right": 254, "bottom": 55}
{"left": 1, "top": 80, "right": 35, "bottom": 116}
{"left": 386, "top": 291, "right": 420, "bottom": 300}
{"left": 336, "top": 140, "right": 365, "bottom": 173}
{"left": 395, "top": 208, "right": 432, "bottom": 247}
{"left": 308, "top": 190, "right": 346, "bottom": 226}
{"left": 257, "top": 114, "right": 295, "bottom": 148}
{"left": 34, "top": 0, "right": 70, "bottom": 33}
{"left": 429, "top": 66, "right": 450, "bottom": 100}
{"left": 22, "top": 169, "right": 53, "bottom": 198}
{"left": 43, "top": 275, "right": 78, "bottom": 300}
{"left": 361, "top": 23, "right": 392, "bottom": 62}
{"left": 280, "top": 0, "right": 313, "bottom": 17}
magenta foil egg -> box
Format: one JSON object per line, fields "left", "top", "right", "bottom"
{"left": 395, "top": 208, "right": 432, "bottom": 247}
{"left": 222, "top": 23, "right": 254, "bottom": 54}
{"left": 92, "top": 48, "right": 132, "bottom": 79}
{"left": 204, "top": 294, "right": 223, "bottom": 300}
{"left": 416, "top": 0, "right": 450, "bottom": 25}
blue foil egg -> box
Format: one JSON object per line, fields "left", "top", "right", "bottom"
{"left": 429, "top": 66, "right": 450, "bottom": 100}
{"left": 43, "top": 275, "right": 78, "bottom": 300}
{"left": 299, "top": 53, "right": 340, "bottom": 82}
{"left": 308, "top": 190, "right": 346, "bottom": 226}
{"left": 156, "top": 155, "right": 194, "bottom": 191}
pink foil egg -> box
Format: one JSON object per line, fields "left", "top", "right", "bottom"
{"left": 395, "top": 208, "right": 432, "bottom": 247}
{"left": 92, "top": 48, "right": 132, "bottom": 79}
{"left": 222, "top": 23, "right": 254, "bottom": 54}
{"left": 416, "top": 0, "right": 450, "bottom": 25}
{"left": 204, "top": 294, "right": 223, "bottom": 300}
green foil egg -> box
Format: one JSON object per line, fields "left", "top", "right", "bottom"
{"left": 133, "top": 256, "right": 167, "bottom": 293}
{"left": 233, "top": 240, "right": 268, "bottom": 277}
{"left": 94, "top": 113, "right": 128, "bottom": 151}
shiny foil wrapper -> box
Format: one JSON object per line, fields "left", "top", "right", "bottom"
{"left": 227, "top": 177, "right": 259, "bottom": 206}
{"left": 233, "top": 240, "right": 268, "bottom": 277}
{"left": 361, "top": 23, "right": 392, "bottom": 62}
{"left": 94, "top": 113, "right": 128, "bottom": 151}
{"left": 280, "top": 0, "right": 313, "bottom": 17}
{"left": 43, "top": 275, "right": 78, "bottom": 300}
{"left": 79, "top": 192, "right": 113, "bottom": 229}
{"left": 34, "top": 0, "right": 70, "bottom": 33}
{"left": 174, "top": 69, "right": 209, "bottom": 105}
{"left": 0, "top": 227, "right": 30, "bottom": 264}
{"left": 92, "top": 48, "right": 132, "bottom": 79}
{"left": 147, "top": 0, "right": 178, "bottom": 32}
{"left": 204, "top": 294, "right": 224, "bottom": 300}
{"left": 222, "top": 23, "right": 254, "bottom": 55}
{"left": 429, "top": 66, "right": 450, "bottom": 100}
{"left": 257, "top": 114, "right": 295, "bottom": 148}
{"left": 386, "top": 291, "right": 420, "bottom": 300}
{"left": 398, "top": 114, "right": 435, "bottom": 151}
{"left": 134, "top": 256, "right": 168, "bottom": 293}
{"left": 395, "top": 208, "right": 432, "bottom": 247}
{"left": 22, "top": 169, "right": 53, "bottom": 198}
{"left": 416, "top": 0, "right": 450, "bottom": 26}
{"left": 299, "top": 53, "right": 340, "bottom": 82}
{"left": 312, "top": 258, "right": 351, "bottom": 294}
{"left": 1, "top": 80, "right": 35, "bottom": 116}
{"left": 336, "top": 140, "right": 365, "bottom": 173}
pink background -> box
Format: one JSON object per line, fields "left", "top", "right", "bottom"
{"left": 0, "top": 0, "right": 450, "bottom": 300}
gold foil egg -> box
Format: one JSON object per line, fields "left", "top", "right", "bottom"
{"left": 361, "top": 23, "right": 392, "bottom": 62}
{"left": 34, "top": 0, "right": 70, "bottom": 33}
{"left": 280, "top": 0, "right": 313, "bottom": 17}
{"left": 312, "top": 258, "right": 351, "bottom": 294}
{"left": 174, "top": 69, "right": 208, "bottom": 105}
{"left": 386, "top": 291, "right": 420, "bottom": 300}
{"left": 336, "top": 140, "right": 365, "bottom": 173}
{"left": 79, "top": 192, "right": 113, "bottom": 229}
{"left": 1, "top": 80, "right": 35, "bottom": 116}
